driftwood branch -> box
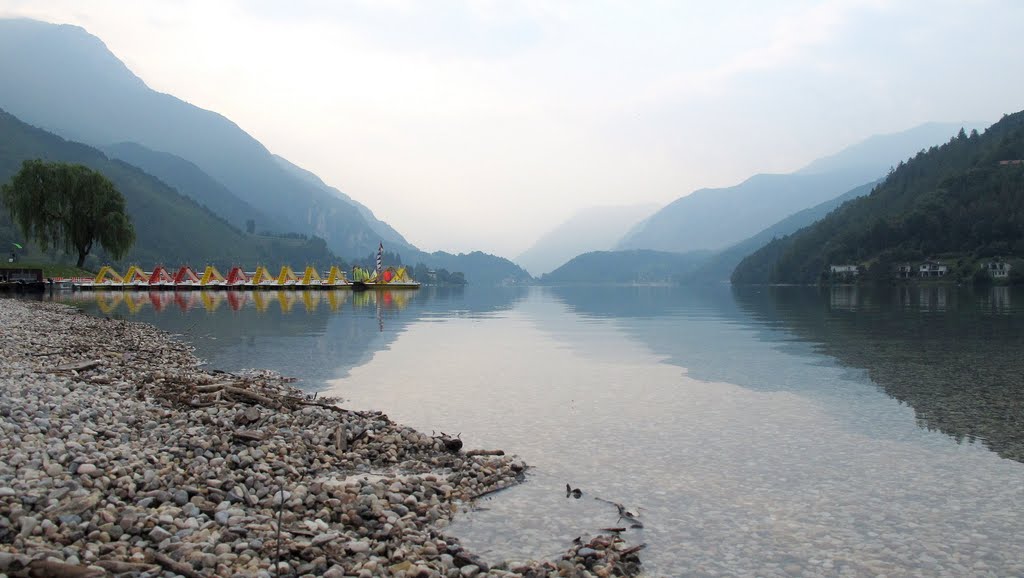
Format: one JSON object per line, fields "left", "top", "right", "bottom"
{"left": 469, "top": 483, "right": 513, "bottom": 501}
{"left": 94, "top": 560, "right": 161, "bottom": 574}
{"left": 193, "top": 382, "right": 286, "bottom": 410}
{"left": 465, "top": 449, "right": 504, "bottom": 457}
{"left": 351, "top": 428, "right": 370, "bottom": 446}
{"left": 194, "top": 381, "right": 235, "bottom": 393}
{"left": 54, "top": 359, "right": 101, "bottom": 373}
{"left": 297, "top": 400, "right": 349, "bottom": 415}
{"left": 620, "top": 543, "right": 647, "bottom": 557}
{"left": 594, "top": 496, "right": 644, "bottom": 528}
{"left": 221, "top": 386, "right": 281, "bottom": 409}
{"left": 233, "top": 430, "right": 266, "bottom": 442}
{"left": 334, "top": 425, "right": 347, "bottom": 452}
{"left": 152, "top": 552, "right": 203, "bottom": 578}
{"left": 25, "top": 559, "right": 106, "bottom": 577}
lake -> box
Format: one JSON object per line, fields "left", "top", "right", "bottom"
{"left": 49, "top": 285, "right": 1024, "bottom": 577}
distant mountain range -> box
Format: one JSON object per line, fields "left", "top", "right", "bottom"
{"left": 541, "top": 249, "right": 711, "bottom": 284}
{"left": 532, "top": 122, "right": 990, "bottom": 286}
{"left": 515, "top": 203, "right": 658, "bottom": 276}
{"left": 534, "top": 180, "right": 880, "bottom": 285}
{"left": 685, "top": 180, "right": 880, "bottom": 283}
{"left": 0, "top": 18, "right": 529, "bottom": 284}
{"left": 732, "top": 114, "right": 1024, "bottom": 284}
{"left": 617, "top": 122, "right": 987, "bottom": 254}
{"left": 534, "top": 121, "right": 985, "bottom": 286}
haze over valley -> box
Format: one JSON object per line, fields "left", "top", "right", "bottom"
{"left": 4, "top": 5, "right": 1024, "bottom": 577}
{"left": 2, "top": 1, "right": 1022, "bottom": 273}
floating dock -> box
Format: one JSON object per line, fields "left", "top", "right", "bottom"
{"left": 61, "top": 264, "right": 420, "bottom": 291}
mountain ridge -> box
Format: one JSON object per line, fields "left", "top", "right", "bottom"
{"left": 540, "top": 249, "right": 711, "bottom": 284}
{"left": 732, "top": 114, "right": 1024, "bottom": 284}
{"left": 102, "top": 141, "right": 270, "bottom": 231}
{"left": 686, "top": 180, "right": 880, "bottom": 283}
{"left": 617, "top": 122, "right": 988, "bottom": 254}
{"left": 0, "top": 18, "right": 391, "bottom": 258}
{"left": 0, "top": 17, "right": 529, "bottom": 284}
{"left": 515, "top": 203, "right": 657, "bottom": 276}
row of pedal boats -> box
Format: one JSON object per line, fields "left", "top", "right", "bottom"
{"left": 68, "top": 265, "right": 420, "bottom": 291}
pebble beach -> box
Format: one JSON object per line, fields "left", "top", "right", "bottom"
{"left": 0, "top": 298, "right": 642, "bottom": 578}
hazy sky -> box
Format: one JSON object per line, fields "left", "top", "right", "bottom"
{"left": 2, "top": 1, "right": 1023, "bottom": 257}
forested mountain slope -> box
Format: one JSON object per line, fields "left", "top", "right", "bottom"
{"left": 732, "top": 113, "right": 1024, "bottom": 284}
{"left": 688, "top": 181, "right": 878, "bottom": 283}
{"left": 0, "top": 109, "right": 333, "bottom": 269}
{"left": 103, "top": 142, "right": 270, "bottom": 231}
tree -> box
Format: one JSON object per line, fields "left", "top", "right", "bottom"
{"left": 1, "top": 160, "right": 135, "bottom": 267}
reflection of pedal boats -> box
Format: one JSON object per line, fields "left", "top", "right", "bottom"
{"left": 349, "top": 281, "right": 421, "bottom": 291}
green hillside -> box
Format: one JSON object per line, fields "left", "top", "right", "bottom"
{"left": 103, "top": 141, "right": 270, "bottom": 231}
{"left": 732, "top": 112, "right": 1024, "bottom": 285}
{"left": 413, "top": 251, "right": 528, "bottom": 286}
{"left": 0, "top": 108, "right": 333, "bottom": 270}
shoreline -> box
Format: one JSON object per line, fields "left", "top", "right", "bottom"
{"left": 0, "top": 298, "right": 642, "bottom": 577}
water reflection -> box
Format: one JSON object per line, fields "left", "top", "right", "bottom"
{"left": 733, "top": 285, "right": 1024, "bottom": 462}
{"left": 549, "top": 284, "right": 1024, "bottom": 464}
{"left": 50, "top": 287, "right": 527, "bottom": 388}
{"left": 32, "top": 284, "right": 1024, "bottom": 575}
{"left": 980, "top": 285, "right": 1013, "bottom": 312}
{"left": 57, "top": 288, "right": 428, "bottom": 316}
{"left": 332, "top": 286, "right": 1024, "bottom": 576}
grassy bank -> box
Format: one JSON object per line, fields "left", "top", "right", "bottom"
{"left": 0, "top": 261, "right": 94, "bottom": 278}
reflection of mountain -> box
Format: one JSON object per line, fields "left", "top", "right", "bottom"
{"left": 55, "top": 287, "right": 526, "bottom": 390}
{"left": 544, "top": 285, "right": 809, "bottom": 394}
{"left": 547, "top": 284, "right": 739, "bottom": 319}
{"left": 732, "top": 285, "right": 1024, "bottom": 463}
{"left": 546, "top": 284, "right": 1024, "bottom": 463}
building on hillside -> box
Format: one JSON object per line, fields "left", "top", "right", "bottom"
{"left": 919, "top": 261, "right": 948, "bottom": 277}
{"left": 998, "top": 160, "right": 1024, "bottom": 166}
{"left": 985, "top": 261, "right": 1012, "bottom": 278}
{"left": 895, "top": 264, "right": 915, "bottom": 279}
{"left": 829, "top": 265, "right": 860, "bottom": 278}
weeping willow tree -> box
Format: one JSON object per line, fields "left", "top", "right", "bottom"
{"left": 1, "top": 160, "right": 135, "bottom": 267}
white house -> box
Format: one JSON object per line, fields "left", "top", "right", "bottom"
{"left": 919, "top": 262, "right": 948, "bottom": 277}
{"left": 986, "top": 261, "right": 1012, "bottom": 278}
{"left": 830, "top": 265, "right": 859, "bottom": 276}
{"left": 895, "top": 264, "right": 915, "bottom": 278}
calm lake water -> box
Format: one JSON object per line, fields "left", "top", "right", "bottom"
{"left": 49, "top": 285, "right": 1024, "bottom": 577}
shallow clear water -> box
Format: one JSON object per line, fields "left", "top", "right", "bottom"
{"left": 48, "top": 285, "right": 1024, "bottom": 576}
